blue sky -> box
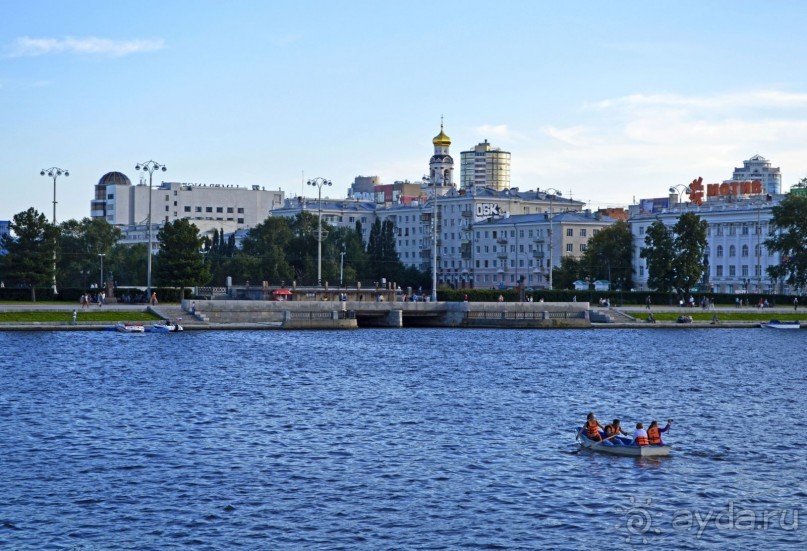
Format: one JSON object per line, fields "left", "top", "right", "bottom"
{"left": 4, "top": 1, "right": 807, "bottom": 222}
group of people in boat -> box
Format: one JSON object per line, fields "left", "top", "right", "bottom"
{"left": 577, "top": 412, "right": 672, "bottom": 446}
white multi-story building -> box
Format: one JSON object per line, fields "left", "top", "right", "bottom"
{"left": 460, "top": 140, "right": 511, "bottom": 191}
{"left": 90, "top": 172, "right": 284, "bottom": 245}
{"left": 630, "top": 194, "right": 788, "bottom": 294}
{"left": 729, "top": 154, "right": 781, "bottom": 195}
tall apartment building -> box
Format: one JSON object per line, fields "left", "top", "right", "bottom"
{"left": 460, "top": 140, "right": 511, "bottom": 191}
{"left": 730, "top": 154, "right": 781, "bottom": 195}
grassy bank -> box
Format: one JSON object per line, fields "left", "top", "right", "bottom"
{"left": 628, "top": 311, "right": 802, "bottom": 322}
{"left": 0, "top": 311, "right": 162, "bottom": 323}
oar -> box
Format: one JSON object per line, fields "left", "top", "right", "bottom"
{"left": 577, "top": 433, "right": 617, "bottom": 451}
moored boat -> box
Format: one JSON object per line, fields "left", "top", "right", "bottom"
{"left": 151, "top": 321, "right": 183, "bottom": 333}
{"left": 759, "top": 320, "right": 800, "bottom": 330}
{"left": 116, "top": 322, "right": 145, "bottom": 333}
{"left": 578, "top": 432, "right": 671, "bottom": 457}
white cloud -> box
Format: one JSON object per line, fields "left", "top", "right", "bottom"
{"left": 474, "top": 124, "right": 513, "bottom": 141}
{"left": 514, "top": 89, "right": 807, "bottom": 208}
{"left": 8, "top": 36, "right": 165, "bottom": 57}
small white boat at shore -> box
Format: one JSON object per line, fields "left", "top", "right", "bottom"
{"left": 578, "top": 433, "right": 671, "bottom": 457}
{"left": 116, "top": 322, "right": 145, "bottom": 333}
{"left": 151, "top": 321, "right": 183, "bottom": 333}
{"left": 759, "top": 320, "right": 800, "bottom": 330}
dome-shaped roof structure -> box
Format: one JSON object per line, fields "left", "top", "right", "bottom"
{"left": 433, "top": 122, "right": 451, "bottom": 147}
{"left": 98, "top": 171, "right": 131, "bottom": 187}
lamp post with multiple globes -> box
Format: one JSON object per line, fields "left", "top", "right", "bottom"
{"left": 135, "top": 161, "right": 167, "bottom": 299}
{"left": 306, "top": 177, "right": 332, "bottom": 287}
{"left": 40, "top": 167, "right": 69, "bottom": 294}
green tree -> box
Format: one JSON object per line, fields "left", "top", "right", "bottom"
{"left": 108, "top": 243, "right": 147, "bottom": 286}
{"left": 672, "top": 212, "right": 708, "bottom": 293}
{"left": 154, "top": 219, "right": 210, "bottom": 294}
{"left": 58, "top": 218, "right": 122, "bottom": 288}
{"left": 553, "top": 255, "right": 585, "bottom": 290}
{"left": 581, "top": 220, "right": 633, "bottom": 287}
{"left": 239, "top": 217, "right": 295, "bottom": 283}
{"left": 0, "top": 208, "right": 60, "bottom": 301}
{"left": 765, "top": 193, "right": 807, "bottom": 291}
{"left": 641, "top": 213, "right": 708, "bottom": 296}
{"left": 641, "top": 221, "right": 676, "bottom": 293}
{"left": 287, "top": 212, "right": 321, "bottom": 284}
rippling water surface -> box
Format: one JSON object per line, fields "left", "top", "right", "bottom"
{"left": 1, "top": 329, "right": 804, "bottom": 549}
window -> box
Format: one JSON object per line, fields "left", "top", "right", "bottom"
{"left": 107, "top": 193, "right": 114, "bottom": 199}
{"left": 580, "top": 229, "right": 587, "bottom": 237}
{"left": 227, "top": 207, "right": 234, "bottom": 213}
{"left": 580, "top": 244, "right": 587, "bottom": 252}
{"left": 639, "top": 226, "right": 645, "bottom": 235}
{"left": 238, "top": 208, "right": 245, "bottom": 214}
{"left": 206, "top": 207, "right": 213, "bottom": 213}
{"left": 216, "top": 207, "right": 223, "bottom": 213}
{"left": 716, "top": 265, "right": 724, "bottom": 277}
{"left": 742, "top": 265, "right": 749, "bottom": 277}
{"left": 566, "top": 228, "right": 573, "bottom": 237}
{"left": 742, "top": 245, "right": 749, "bottom": 257}
{"left": 742, "top": 224, "right": 749, "bottom": 235}
{"left": 729, "top": 265, "right": 736, "bottom": 276}
{"left": 195, "top": 206, "right": 202, "bottom": 212}
{"left": 184, "top": 206, "right": 191, "bottom": 212}
{"left": 566, "top": 243, "right": 573, "bottom": 252}
{"left": 716, "top": 245, "right": 723, "bottom": 257}
{"left": 729, "top": 245, "right": 736, "bottom": 257}
{"left": 237, "top": 218, "right": 244, "bottom": 224}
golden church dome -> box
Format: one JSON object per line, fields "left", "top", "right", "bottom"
{"left": 432, "top": 123, "right": 451, "bottom": 147}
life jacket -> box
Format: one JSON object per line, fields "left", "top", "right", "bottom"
{"left": 586, "top": 420, "right": 600, "bottom": 438}
{"left": 635, "top": 433, "right": 649, "bottom": 446}
{"left": 648, "top": 426, "right": 661, "bottom": 445}
{"left": 604, "top": 424, "right": 618, "bottom": 437}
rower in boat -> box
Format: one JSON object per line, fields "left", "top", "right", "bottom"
{"left": 604, "top": 419, "right": 631, "bottom": 445}
{"left": 647, "top": 419, "right": 672, "bottom": 445}
{"left": 576, "top": 412, "right": 605, "bottom": 442}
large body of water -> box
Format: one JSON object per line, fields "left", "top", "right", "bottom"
{"left": 1, "top": 328, "right": 804, "bottom": 549}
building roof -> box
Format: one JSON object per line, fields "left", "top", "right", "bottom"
{"left": 98, "top": 171, "right": 132, "bottom": 187}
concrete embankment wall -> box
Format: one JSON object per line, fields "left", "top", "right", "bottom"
{"left": 186, "top": 300, "right": 592, "bottom": 328}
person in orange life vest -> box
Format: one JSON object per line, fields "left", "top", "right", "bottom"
{"left": 647, "top": 419, "right": 672, "bottom": 445}
{"left": 604, "top": 419, "right": 630, "bottom": 445}
{"left": 576, "top": 412, "right": 605, "bottom": 442}
{"left": 632, "top": 422, "right": 649, "bottom": 446}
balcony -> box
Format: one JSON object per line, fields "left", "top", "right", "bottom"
{"left": 496, "top": 238, "right": 508, "bottom": 245}
{"left": 533, "top": 251, "right": 545, "bottom": 258}
{"left": 420, "top": 249, "right": 432, "bottom": 258}
{"left": 497, "top": 252, "right": 509, "bottom": 260}
{"left": 461, "top": 210, "right": 473, "bottom": 218}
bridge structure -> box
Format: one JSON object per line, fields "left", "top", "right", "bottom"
{"left": 182, "top": 299, "right": 593, "bottom": 329}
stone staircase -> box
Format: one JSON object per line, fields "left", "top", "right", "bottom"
{"left": 590, "top": 308, "right": 639, "bottom": 323}
{"left": 149, "top": 305, "right": 207, "bottom": 324}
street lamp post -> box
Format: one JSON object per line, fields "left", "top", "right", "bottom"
{"left": 306, "top": 177, "right": 332, "bottom": 287}
{"left": 40, "top": 167, "right": 69, "bottom": 294}
{"left": 135, "top": 161, "right": 167, "bottom": 299}
{"left": 98, "top": 254, "right": 105, "bottom": 290}
{"left": 669, "top": 184, "right": 692, "bottom": 205}
{"left": 340, "top": 249, "right": 346, "bottom": 287}
{"left": 543, "top": 188, "right": 562, "bottom": 290}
